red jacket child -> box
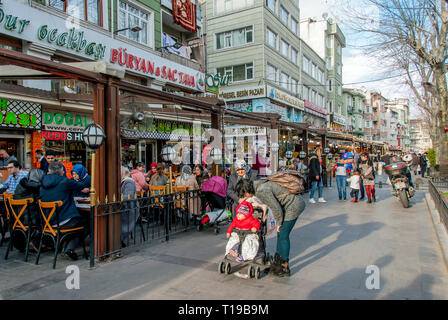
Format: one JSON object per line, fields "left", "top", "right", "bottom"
{"left": 227, "top": 201, "right": 261, "bottom": 235}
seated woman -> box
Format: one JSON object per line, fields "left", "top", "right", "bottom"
{"left": 149, "top": 163, "right": 168, "bottom": 195}
{"left": 70, "top": 164, "right": 91, "bottom": 198}
{"left": 194, "top": 164, "right": 210, "bottom": 189}
{"left": 175, "top": 166, "right": 199, "bottom": 190}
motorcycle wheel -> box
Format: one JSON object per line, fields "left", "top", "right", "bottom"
{"left": 399, "top": 189, "right": 409, "bottom": 208}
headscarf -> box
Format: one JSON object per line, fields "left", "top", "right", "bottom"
{"left": 28, "top": 168, "right": 45, "bottom": 184}
{"left": 121, "top": 166, "right": 133, "bottom": 183}
{"left": 71, "top": 164, "right": 88, "bottom": 181}
{"left": 180, "top": 165, "right": 192, "bottom": 183}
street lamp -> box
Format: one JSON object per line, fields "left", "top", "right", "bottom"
{"left": 285, "top": 150, "right": 293, "bottom": 166}
{"left": 161, "top": 144, "right": 177, "bottom": 193}
{"left": 114, "top": 26, "right": 143, "bottom": 34}
{"left": 324, "top": 147, "right": 330, "bottom": 154}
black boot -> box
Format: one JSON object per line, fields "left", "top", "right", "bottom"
{"left": 269, "top": 253, "right": 282, "bottom": 274}
{"left": 272, "top": 259, "right": 290, "bottom": 277}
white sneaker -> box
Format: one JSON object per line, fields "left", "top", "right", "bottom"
{"left": 318, "top": 198, "right": 327, "bottom": 203}
{"left": 309, "top": 198, "right": 316, "bottom": 203}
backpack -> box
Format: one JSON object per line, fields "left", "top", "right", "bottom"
{"left": 261, "top": 171, "right": 305, "bottom": 197}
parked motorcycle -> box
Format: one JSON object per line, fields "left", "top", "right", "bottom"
{"left": 384, "top": 161, "right": 415, "bottom": 208}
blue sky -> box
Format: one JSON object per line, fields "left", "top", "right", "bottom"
{"left": 300, "top": 0, "right": 415, "bottom": 107}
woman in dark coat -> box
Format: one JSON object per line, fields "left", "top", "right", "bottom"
{"left": 13, "top": 168, "right": 45, "bottom": 225}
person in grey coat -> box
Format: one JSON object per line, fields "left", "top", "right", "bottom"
{"left": 227, "top": 159, "right": 259, "bottom": 205}
{"left": 121, "top": 166, "right": 139, "bottom": 248}
{"left": 254, "top": 179, "right": 306, "bottom": 277}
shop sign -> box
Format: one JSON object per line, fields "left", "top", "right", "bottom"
{"left": 0, "top": 1, "right": 205, "bottom": 92}
{"left": 205, "top": 73, "right": 231, "bottom": 94}
{"left": 218, "top": 86, "right": 265, "bottom": 101}
{"left": 41, "top": 131, "right": 83, "bottom": 141}
{"left": 224, "top": 126, "right": 267, "bottom": 137}
{"left": 42, "top": 110, "right": 92, "bottom": 133}
{"left": 0, "top": 97, "right": 41, "bottom": 129}
{"left": 304, "top": 100, "right": 327, "bottom": 119}
{"left": 332, "top": 115, "right": 346, "bottom": 125}
{"left": 267, "top": 86, "right": 304, "bottom": 110}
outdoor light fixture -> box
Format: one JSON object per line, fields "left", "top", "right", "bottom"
{"left": 299, "top": 151, "right": 307, "bottom": 160}
{"left": 114, "top": 26, "right": 143, "bottom": 34}
{"left": 324, "top": 147, "right": 330, "bottom": 154}
{"left": 292, "top": 136, "right": 299, "bottom": 141}
{"left": 327, "top": 153, "right": 333, "bottom": 160}
{"left": 285, "top": 150, "right": 293, "bottom": 159}
{"left": 161, "top": 144, "right": 177, "bottom": 164}
{"left": 82, "top": 123, "right": 106, "bottom": 150}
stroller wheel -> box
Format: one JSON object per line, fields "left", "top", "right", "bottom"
{"left": 196, "top": 225, "right": 203, "bottom": 232}
{"left": 218, "top": 261, "right": 225, "bottom": 274}
{"left": 225, "top": 262, "right": 231, "bottom": 274}
{"left": 254, "top": 266, "right": 261, "bottom": 279}
{"left": 248, "top": 265, "right": 254, "bottom": 278}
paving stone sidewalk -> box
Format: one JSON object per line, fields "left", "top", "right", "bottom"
{"left": 1, "top": 176, "right": 447, "bottom": 300}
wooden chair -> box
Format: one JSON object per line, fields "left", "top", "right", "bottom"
{"left": 4, "top": 197, "right": 36, "bottom": 262}
{"left": 36, "top": 200, "right": 87, "bottom": 269}
{"left": 173, "top": 186, "right": 187, "bottom": 211}
{"left": 148, "top": 186, "right": 167, "bottom": 209}
{"left": 0, "top": 192, "right": 13, "bottom": 247}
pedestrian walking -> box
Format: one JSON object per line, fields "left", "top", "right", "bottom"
{"left": 333, "top": 159, "right": 347, "bottom": 201}
{"left": 308, "top": 148, "right": 326, "bottom": 203}
{"left": 347, "top": 170, "right": 361, "bottom": 202}
{"left": 360, "top": 153, "right": 376, "bottom": 203}
{"left": 356, "top": 154, "right": 365, "bottom": 200}
{"left": 420, "top": 152, "right": 428, "bottom": 178}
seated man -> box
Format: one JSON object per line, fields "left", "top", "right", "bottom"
{"left": 0, "top": 161, "right": 28, "bottom": 194}
{"left": 40, "top": 161, "right": 89, "bottom": 260}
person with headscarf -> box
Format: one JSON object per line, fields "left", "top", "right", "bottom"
{"left": 193, "top": 164, "right": 210, "bottom": 189}
{"left": 70, "top": 164, "right": 91, "bottom": 198}
{"left": 145, "top": 162, "right": 158, "bottom": 183}
{"left": 175, "top": 165, "right": 199, "bottom": 190}
{"left": 120, "top": 166, "right": 138, "bottom": 248}
{"left": 227, "top": 159, "right": 259, "bottom": 205}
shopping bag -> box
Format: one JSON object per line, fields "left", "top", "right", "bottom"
{"left": 266, "top": 209, "right": 277, "bottom": 234}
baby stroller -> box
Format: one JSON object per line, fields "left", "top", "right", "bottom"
{"left": 218, "top": 211, "right": 272, "bottom": 279}
{"left": 197, "top": 176, "right": 233, "bottom": 234}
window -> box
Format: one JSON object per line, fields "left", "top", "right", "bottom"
{"left": 338, "top": 85, "right": 342, "bottom": 96}
{"left": 291, "top": 78, "right": 298, "bottom": 94}
{"left": 328, "top": 101, "right": 333, "bottom": 113}
{"left": 291, "top": 47, "right": 298, "bottom": 64}
{"left": 266, "top": 0, "right": 276, "bottom": 13}
{"left": 326, "top": 36, "right": 332, "bottom": 48}
{"left": 311, "top": 90, "right": 317, "bottom": 104}
{"left": 49, "top": 0, "right": 101, "bottom": 25}
{"left": 303, "top": 56, "right": 310, "bottom": 74}
{"left": 290, "top": 17, "right": 298, "bottom": 34}
{"left": 280, "top": 6, "right": 288, "bottom": 25}
{"left": 317, "top": 68, "right": 324, "bottom": 84}
{"left": 267, "top": 64, "right": 277, "bottom": 82}
{"left": 266, "top": 28, "right": 277, "bottom": 49}
{"left": 217, "top": 63, "right": 253, "bottom": 82}
{"left": 216, "top": 0, "right": 254, "bottom": 14}
{"left": 280, "top": 72, "right": 289, "bottom": 90}
{"left": 337, "top": 63, "right": 342, "bottom": 75}
{"left": 303, "top": 86, "right": 310, "bottom": 100}
{"left": 280, "top": 39, "right": 289, "bottom": 58}
{"left": 311, "top": 63, "right": 316, "bottom": 78}
{"left": 118, "top": 1, "right": 150, "bottom": 45}
{"left": 216, "top": 26, "right": 253, "bottom": 49}
{"left": 328, "top": 79, "right": 333, "bottom": 92}
{"left": 326, "top": 57, "right": 331, "bottom": 69}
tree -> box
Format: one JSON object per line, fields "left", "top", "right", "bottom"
{"left": 340, "top": 0, "right": 448, "bottom": 176}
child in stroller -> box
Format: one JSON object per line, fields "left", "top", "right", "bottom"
{"left": 218, "top": 179, "right": 271, "bottom": 279}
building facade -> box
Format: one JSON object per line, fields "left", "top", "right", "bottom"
{"left": 203, "top": 0, "right": 327, "bottom": 126}
{"left": 0, "top": 0, "right": 206, "bottom": 172}
{"left": 300, "top": 18, "right": 346, "bottom": 130}
{"left": 410, "top": 119, "right": 433, "bottom": 152}
{"left": 384, "top": 99, "right": 410, "bottom": 148}
{"left": 342, "top": 88, "right": 366, "bottom": 138}
{"left": 365, "top": 90, "right": 388, "bottom": 143}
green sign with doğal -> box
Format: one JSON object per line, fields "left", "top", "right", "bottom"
{"left": 0, "top": 98, "right": 41, "bottom": 129}
{"left": 43, "top": 111, "right": 92, "bottom": 133}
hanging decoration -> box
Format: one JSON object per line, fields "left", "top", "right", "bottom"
{"left": 172, "top": 0, "right": 197, "bottom": 33}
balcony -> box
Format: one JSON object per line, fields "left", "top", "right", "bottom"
{"left": 347, "top": 106, "right": 354, "bottom": 115}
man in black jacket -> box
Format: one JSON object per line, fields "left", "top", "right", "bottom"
{"left": 308, "top": 148, "right": 326, "bottom": 203}
{"left": 420, "top": 152, "right": 428, "bottom": 177}
{"left": 35, "top": 150, "right": 49, "bottom": 173}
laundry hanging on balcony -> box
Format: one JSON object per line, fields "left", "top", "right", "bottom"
{"left": 172, "top": 0, "right": 197, "bottom": 33}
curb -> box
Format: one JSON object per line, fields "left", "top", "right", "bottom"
{"left": 425, "top": 193, "right": 448, "bottom": 271}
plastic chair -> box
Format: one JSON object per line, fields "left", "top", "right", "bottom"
{"left": 4, "top": 197, "right": 36, "bottom": 262}
{"left": 36, "top": 200, "right": 87, "bottom": 269}
{"left": 0, "top": 192, "right": 13, "bottom": 247}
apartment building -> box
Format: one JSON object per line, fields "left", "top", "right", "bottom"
{"left": 365, "top": 90, "right": 388, "bottom": 142}
{"left": 300, "top": 18, "right": 346, "bottom": 130}
{"left": 343, "top": 88, "right": 366, "bottom": 137}
{"left": 385, "top": 99, "right": 410, "bottom": 147}
{"left": 410, "top": 119, "right": 433, "bottom": 152}
{"left": 203, "top": 0, "right": 327, "bottom": 126}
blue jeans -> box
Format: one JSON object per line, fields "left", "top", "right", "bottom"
{"left": 336, "top": 175, "right": 347, "bottom": 199}
{"left": 310, "top": 178, "right": 323, "bottom": 199}
{"left": 277, "top": 218, "right": 298, "bottom": 261}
